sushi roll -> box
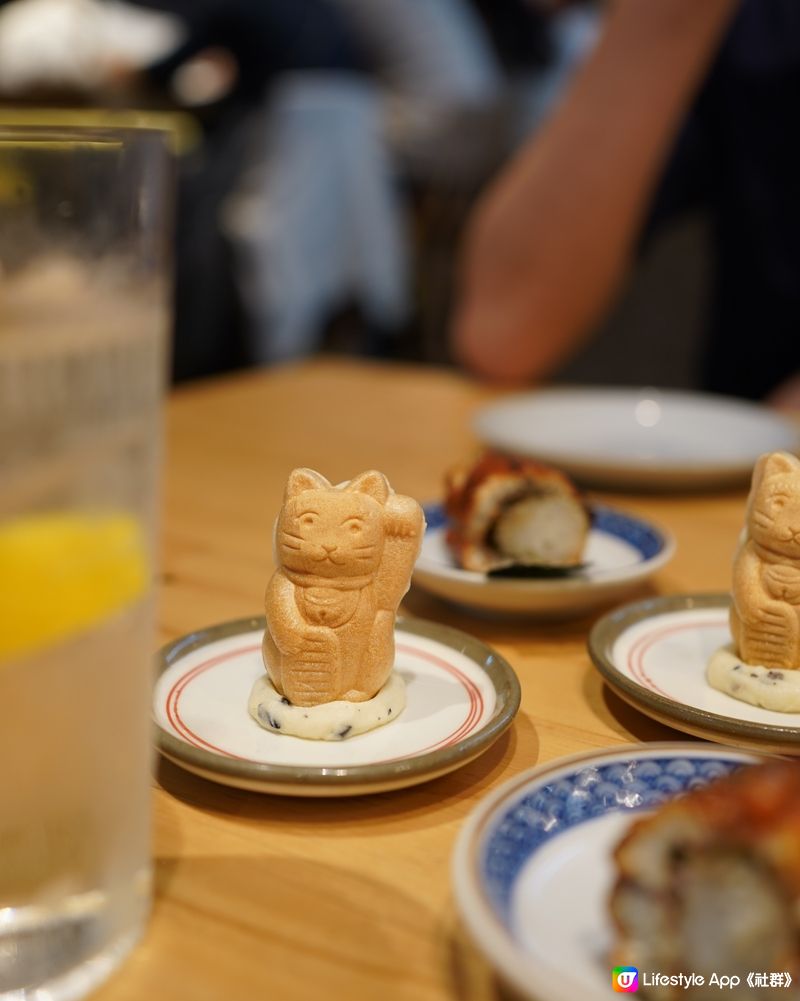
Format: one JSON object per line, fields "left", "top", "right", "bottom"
{"left": 610, "top": 760, "right": 800, "bottom": 1000}
{"left": 444, "top": 451, "right": 589, "bottom": 572}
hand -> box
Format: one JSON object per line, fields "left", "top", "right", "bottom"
{"left": 384, "top": 496, "right": 423, "bottom": 540}
{"left": 385, "top": 518, "right": 419, "bottom": 540}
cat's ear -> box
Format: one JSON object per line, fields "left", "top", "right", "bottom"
{"left": 285, "top": 468, "right": 330, "bottom": 499}
{"left": 760, "top": 452, "right": 796, "bottom": 478}
{"left": 345, "top": 470, "right": 390, "bottom": 504}
{"left": 756, "top": 451, "right": 800, "bottom": 488}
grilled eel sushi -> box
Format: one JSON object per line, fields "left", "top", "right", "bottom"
{"left": 444, "top": 452, "right": 589, "bottom": 572}
{"left": 611, "top": 760, "right": 800, "bottom": 1000}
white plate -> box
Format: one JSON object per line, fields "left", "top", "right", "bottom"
{"left": 154, "top": 616, "right": 520, "bottom": 796}
{"left": 412, "top": 504, "right": 674, "bottom": 617}
{"left": 474, "top": 387, "right": 798, "bottom": 490}
{"left": 452, "top": 743, "right": 762, "bottom": 1001}
{"left": 588, "top": 594, "right": 800, "bottom": 753}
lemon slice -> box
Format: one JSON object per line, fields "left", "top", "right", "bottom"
{"left": 0, "top": 511, "right": 149, "bottom": 661}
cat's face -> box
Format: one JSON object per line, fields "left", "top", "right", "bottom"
{"left": 276, "top": 469, "right": 388, "bottom": 579}
{"left": 749, "top": 452, "right": 800, "bottom": 555}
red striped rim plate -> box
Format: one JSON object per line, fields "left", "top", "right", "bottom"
{"left": 153, "top": 616, "right": 520, "bottom": 796}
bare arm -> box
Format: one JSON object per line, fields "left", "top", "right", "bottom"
{"left": 452, "top": 0, "right": 739, "bottom": 383}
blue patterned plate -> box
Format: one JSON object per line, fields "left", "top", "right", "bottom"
{"left": 413, "top": 504, "right": 674, "bottom": 617}
{"left": 452, "top": 743, "right": 762, "bottom": 1001}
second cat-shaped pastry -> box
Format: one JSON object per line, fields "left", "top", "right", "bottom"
{"left": 263, "top": 468, "right": 424, "bottom": 707}
{"left": 731, "top": 450, "right": 800, "bottom": 670}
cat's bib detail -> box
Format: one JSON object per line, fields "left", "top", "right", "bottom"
{"left": 296, "top": 586, "right": 359, "bottom": 628}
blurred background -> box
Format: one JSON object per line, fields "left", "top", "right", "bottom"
{"left": 0, "top": 0, "right": 793, "bottom": 396}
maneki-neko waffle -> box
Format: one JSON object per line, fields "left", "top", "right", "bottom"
{"left": 249, "top": 468, "right": 425, "bottom": 740}
{"left": 708, "top": 451, "right": 800, "bottom": 711}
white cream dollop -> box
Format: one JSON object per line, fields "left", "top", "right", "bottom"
{"left": 249, "top": 671, "right": 406, "bottom": 740}
{"left": 707, "top": 644, "right": 800, "bottom": 713}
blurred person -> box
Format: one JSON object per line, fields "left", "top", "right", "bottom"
{"left": 126, "top": 0, "right": 399, "bottom": 371}
{"left": 219, "top": 0, "right": 521, "bottom": 365}
{"left": 115, "top": 0, "right": 414, "bottom": 375}
{"left": 453, "top": 0, "right": 800, "bottom": 405}
{"left": 221, "top": 75, "right": 410, "bottom": 365}
{"left": 211, "top": 0, "right": 545, "bottom": 365}
{"left": 0, "top": 0, "right": 378, "bottom": 377}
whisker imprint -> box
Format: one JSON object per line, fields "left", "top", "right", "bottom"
{"left": 282, "top": 531, "right": 304, "bottom": 541}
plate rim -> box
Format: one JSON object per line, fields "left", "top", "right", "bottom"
{"left": 154, "top": 614, "right": 521, "bottom": 793}
{"left": 452, "top": 741, "right": 766, "bottom": 1001}
{"left": 473, "top": 386, "right": 798, "bottom": 480}
{"left": 414, "top": 502, "right": 675, "bottom": 593}
{"left": 588, "top": 593, "right": 800, "bottom": 745}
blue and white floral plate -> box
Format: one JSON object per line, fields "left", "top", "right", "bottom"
{"left": 452, "top": 743, "right": 762, "bottom": 1001}
{"left": 412, "top": 504, "right": 674, "bottom": 617}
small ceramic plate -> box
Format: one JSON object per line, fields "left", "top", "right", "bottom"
{"left": 412, "top": 504, "right": 674, "bottom": 618}
{"left": 474, "top": 387, "right": 798, "bottom": 490}
{"left": 453, "top": 743, "right": 763, "bottom": 1001}
{"left": 589, "top": 593, "right": 800, "bottom": 753}
{"left": 154, "top": 616, "right": 520, "bottom": 796}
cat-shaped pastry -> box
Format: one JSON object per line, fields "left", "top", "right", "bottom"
{"left": 263, "top": 468, "right": 425, "bottom": 707}
{"left": 731, "top": 451, "right": 800, "bottom": 670}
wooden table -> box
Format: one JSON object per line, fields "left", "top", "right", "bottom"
{"left": 97, "top": 358, "right": 750, "bottom": 1001}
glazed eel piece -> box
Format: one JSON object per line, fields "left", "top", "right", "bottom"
{"left": 444, "top": 451, "right": 589, "bottom": 572}
{"left": 611, "top": 760, "right": 800, "bottom": 1000}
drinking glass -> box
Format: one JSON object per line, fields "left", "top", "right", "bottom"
{"left": 0, "top": 126, "right": 172, "bottom": 998}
